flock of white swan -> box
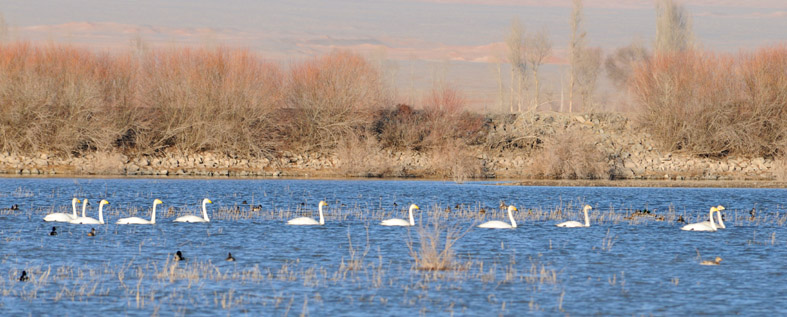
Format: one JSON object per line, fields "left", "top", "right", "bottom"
{"left": 41, "top": 198, "right": 728, "bottom": 232}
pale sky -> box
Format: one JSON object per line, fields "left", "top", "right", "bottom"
{"left": 1, "top": 0, "right": 786, "bottom": 109}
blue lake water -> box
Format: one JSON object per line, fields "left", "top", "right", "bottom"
{"left": 0, "top": 177, "right": 785, "bottom": 315}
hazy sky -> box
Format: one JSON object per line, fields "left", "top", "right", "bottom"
{"left": 1, "top": 0, "right": 786, "bottom": 108}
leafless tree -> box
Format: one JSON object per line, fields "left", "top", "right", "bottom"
{"left": 655, "top": 0, "right": 694, "bottom": 53}
{"left": 0, "top": 12, "right": 8, "bottom": 43}
{"left": 568, "top": 0, "right": 586, "bottom": 113}
{"left": 506, "top": 18, "right": 526, "bottom": 113}
{"left": 524, "top": 28, "right": 552, "bottom": 111}
{"left": 605, "top": 41, "right": 650, "bottom": 88}
{"left": 576, "top": 47, "right": 602, "bottom": 111}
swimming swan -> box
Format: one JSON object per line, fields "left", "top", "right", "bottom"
{"left": 381, "top": 204, "right": 420, "bottom": 226}
{"left": 70, "top": 200, "right": 109, "bottom": 225}
{"left": 117, "top": 199, "right": 162, "bottom": 224}
{"left": 556, "top": 205, "right": 593, "bottom": 228}
{"left": 680, "top": 207, "right": 718, "bottom": 231}
{"left": 697, "top": 205, "right": 726, "bottom": 229}
{"left": 173, "top": 198, "right": 212, "bottom": 223}
{"left": 478, "top": 205, "right": 518, "bottom": 229}
{"left": 287, "top": 201, "right": 328, "bottom": 225}
{"left": 43, "top": 198, "right": 81, "bottom": 222}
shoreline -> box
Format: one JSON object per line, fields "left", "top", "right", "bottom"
{"left": 1, "top": 113, "right": 784, "bottom": 186}
{"left": 1, "top": 173, "right": 785, "bottom": 188}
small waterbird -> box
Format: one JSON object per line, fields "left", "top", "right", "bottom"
{"left": 175, "top": 251, "right": 185, "bottom": 261}
{"left": 226, "top": 252, "right": 235, "bottom": 261}
{"left": 87, "top": 228, "right": 96, "bottom": 236}
{"left": 700, "top": 257, "right": 722, "bottom": 266}
{"left": 49, "top": 227, "right": 57, "bottom": 236}
{"left": 19, "top": 270, "right": 29, "bottom": 282}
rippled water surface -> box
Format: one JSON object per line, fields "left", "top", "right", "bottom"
{"left": 1, "top": 177, "right": 786, "bottom": 315}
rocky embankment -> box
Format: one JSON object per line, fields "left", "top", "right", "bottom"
{"left": 0, "top": 113, "right": 782, "bottom": 181}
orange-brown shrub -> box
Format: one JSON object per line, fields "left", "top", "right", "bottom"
{"left": 0, "top": 43, "right": 130, "bottom": 154}
{"left": 283, "top": 50, "right": 388, "bottom": 151}
{"left": 632, "top": 47, "right": 787, "bottom": 157}
{"left": 374, "top": 87, "right": 484, "bottom": 151}
{"left": 135, "top": 47, "right": 283, "bottom": 156}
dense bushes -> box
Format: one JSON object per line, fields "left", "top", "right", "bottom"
{"left": 632, "top": 47, "right": 787, "bottom": 157}
{"left": 0, "top": 42, "right": 484, "bottom": 162}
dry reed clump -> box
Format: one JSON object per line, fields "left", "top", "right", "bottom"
{"left": 773, "top": 153, "right": 787, "bottom": 182}
{"left": 334, "top": 132, "right": 405, "bottom": 177}
{"left": 407, "top": 211, "right": 470, "bottom": 271}
{"left": 427, "top": 141, "right": 483, "bottom": 183}
{"left": 530, "top": 128, "right": 608, "bottom": 179}
{"left": 632, "top": 47, "right": 787, "bottom": 157}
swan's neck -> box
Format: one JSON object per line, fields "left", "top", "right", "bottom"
{"left": 408, "top": 206, "right": 415, "bottom": 226}
{"left": 201, "top": 201, "right": 210, "bottom": 222}
{"left": 709, "top": 210, "right": 717, "bottom": 230}
{"left": 151, "top": 203, "right": 157, "bottom": 224}
{"left": 318, "top": 204, "right": 324, "bottom": 225}
{"left": 98, "top": 204, "right": 104, "bottom": 224}
{"left": 715, "top": 210, "right": 725, "bottom": 228}
{"left": 583, "top": 209, "right": 590, "bottom": 227}
{"left": 81, "top": 200, "right": 88, "bottom": 217}
{"left": 507, "top": 208, "right": 517, "bottom": 228}
{"left": 72, "top": 200, "right": 78, "bottom": 217}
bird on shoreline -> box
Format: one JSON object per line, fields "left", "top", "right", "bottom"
{"left": 49, "top": 227, "right": 57, "bottom": 236}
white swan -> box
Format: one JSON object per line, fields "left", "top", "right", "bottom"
{"left": 697, "top": 205, "right": 726, "bottom": 229}
{"left": 43, "top": 198, "right": 81, "bottom": 222}
{"left": 479, "top": 205, "right": 518, "bottom": 229}
{"left": 173, "top": 198, "right": 212, "bottom": 223}
{"left": 70, "top": 200, "right": 109, "bottom": 225}
{"left": 381, "top": 204, "right": 420, "bottom": 226}
{"left": 287, "top": 201, "right": 327, "bottom": 225}
{"left": 681, "top": 207, "right": 718, "bottom": 231}
{"left": 117, "top": 199, "right": 162, "bottom": 224}
{"left": 556, "top": 205, "right": 592, "bottom": 228}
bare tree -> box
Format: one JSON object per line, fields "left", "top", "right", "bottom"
{"left": 576, "top": 47, "right": 602, "bottom": 110}
{"left": 568, "top": 0, "right": 586, "bottom": 113}
{"left": 506, "top": 18, "right": 526, "bottom": 113}
{"left": 604, "top": 41, "right": 650, "bottom": 88}
{"left": 655, "top": 0, "right": 694, "bottom": 53}
{"left": 0, "top": 12, "right": 8, "bottom": 43}
{"left": 524, "top": 28, "right": 552, "bottom": 111}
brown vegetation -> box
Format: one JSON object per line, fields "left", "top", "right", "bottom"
{"left": 632, "top": 47, "right": 787, "bottom": 157}
{"left": 530, "top": 128, "right": 608, "bottom": 179}
{"left": 0, "top": 42, "right": 485, "bottom": 168}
